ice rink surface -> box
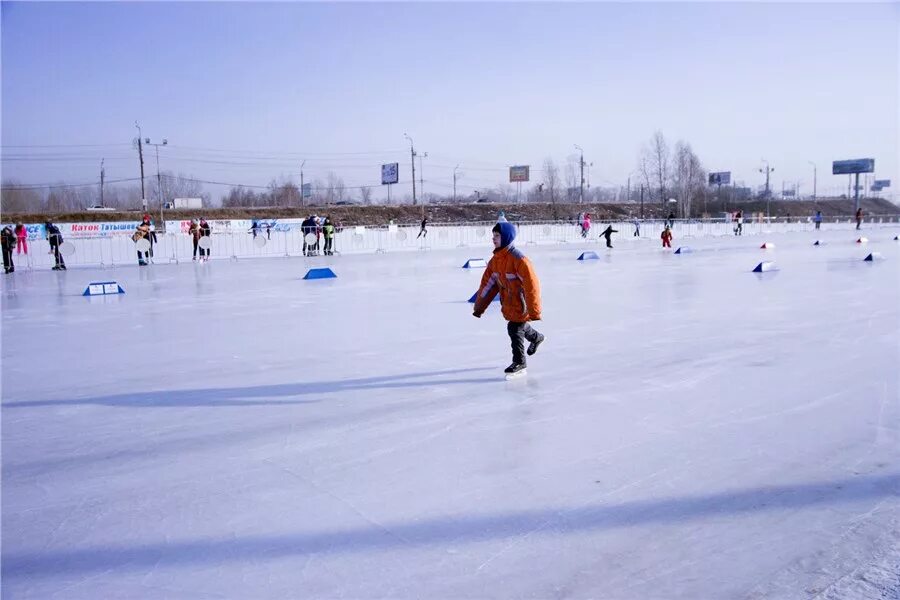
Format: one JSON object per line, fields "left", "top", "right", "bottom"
{"left": 2, "top": 228, "right": 899, "bottom": 599}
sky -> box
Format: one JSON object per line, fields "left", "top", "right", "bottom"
{"left": 2, "top": 1, "right": 898, "bottom": 202}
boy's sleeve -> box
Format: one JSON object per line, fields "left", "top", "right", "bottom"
{"left": 517, "top": 258, "right": 542, "bottom": 320}
{"left": 472, "top": 262, "right": 499, "bottom": 316}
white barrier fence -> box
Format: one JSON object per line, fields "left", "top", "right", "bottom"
{"left": 4, "top": 216, "right": 899, "bottom": 270}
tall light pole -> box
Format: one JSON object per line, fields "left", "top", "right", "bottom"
{"left": 100, "top": 158, "right": 105, "bottom": 207}
{"left": 404, "top": 133, "right": 417, "bottom": 205}
{"left": 145, "top": 137, "right": 168, "bottom": 225}
{"left": 759, "top": 159, "right": 774, "bottom": 218}
{"left": 453, "top": 164, "right": 460, "bottom": 203}
{"left": 418, "top": 151, "right": 428, "bottom": 202}
{"left": 300, "top": 160, "right": 306, "bottom": 207}
{"left": 134, "top": 121, "right": 146, "bottom": 208}
{"left": 808, "top": 161, "right": 817, "bottom": 202}
{"left": 574, "top": 144, "right": 585, "bottom": 203}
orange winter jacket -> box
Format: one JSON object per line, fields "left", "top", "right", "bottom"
{"left": 473, "top": 246, "right": 542, "bottom": 322}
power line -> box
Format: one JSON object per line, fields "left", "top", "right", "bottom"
{"left": 2, "top": 177, "right": 144, "bottom": 190}
{"left": 0, "top": 143, "right": 132, "bottom": 148}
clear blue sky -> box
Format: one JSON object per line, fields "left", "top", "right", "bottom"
{"left": 2, "top": 1, "right": 897, "bottom": 201}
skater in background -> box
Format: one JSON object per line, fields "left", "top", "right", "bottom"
{"left": 301, "top": 215, "right": 317, "bottom": 256}
{"left": 141, "top": 214, "right": 158, "bottom": 260}
{"left": 134, "top": 221, "right": 151, "bottom": 266}
{"left": 199, "top": 218, "right": 211, "bottom": 261}
{"left": 814, "top": 210, "right": 822, "bottom": 230}
{"left": 473, "top": 222, "right": 545, "bottom": 377}
{"left": 599, "top": 224, "right": 617, "bottom": 248}
{"left": 661, "top": 225, "right": 673, "bottom": 248}
{"left": 14, "top": 222, "right": 27, "bottom": 255}
{"left": 632, "top": 217, "right": 641, "bottom": 237}
{"left": 189, "top": 219, "right": 202, "bottom": 261}
{"left": 856, "top": 207, "right": 863, "bottom": 230}
{"left": 417, "top": 216, "right": 428, "bottom": 239}
{"left": 667, "top": 212, "right": 676, "bottom": 228}
{"left": 1, "top": 225, "right": 15, "bottom": 274}
{"left": 266, "top": 222, "right": 272, "bottom": 240}
{"left": 45, "top": 221, "right": 66, "bottom": 270}
{"left": 250, "top": 220, "right": 260, "bottom": 238}
{"left": 323, "top": 217, "right": 335, "bottom": 255}
{"left": 734, "top": 209, "right": 743, "bottom": 236}
{"left": 581, "top": 213, "right": 592, "bottom": 238}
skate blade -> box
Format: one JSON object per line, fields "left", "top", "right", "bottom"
{"left": 504, "top": 369, "right": 527, "bottom": 381}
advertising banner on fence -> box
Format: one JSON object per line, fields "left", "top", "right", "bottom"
{"left": 1, "top": 221, "right": 143, "bottom": 240}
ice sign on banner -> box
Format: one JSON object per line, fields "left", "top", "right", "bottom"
{"left": 381, "top": 163, "right": 399, "bottom": 185}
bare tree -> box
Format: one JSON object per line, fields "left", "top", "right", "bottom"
{"left": 360, "top": 186, "right": 373, "bottom": 205}
{"left": 542, "top": 158, "right": 560, "bottom": 205}
{"left": 334, "top": 176, "right": 346, "bottom": 204}
{"left": 640, "top": 131, "right": 670, "bottom": 207}
{"left": 672, "top": 141, "right": 705, "bottom": 217}
{"left": 149, "top": 171, "right": 211, "bottom": 206}
{"left": 1, "top": 180, "right": 45, "bottom": 213}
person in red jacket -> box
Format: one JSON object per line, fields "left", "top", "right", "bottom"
{"left": 14, "top": 223, "right": 27, "bottom": 255}
{"left": 661, "top": 225, "right": 673, "bottom": 248}
{"left": 473, "top": 222, "right": 545, "bottom": 377}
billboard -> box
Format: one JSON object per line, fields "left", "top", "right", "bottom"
{"left": 509, "top": 165, "right": 530, "bottom": 183}
{"left": 832, "top": 158, "right": 874, "bottom": 175}
{"left": 301, "top": 183, "right": 313, "bottom": 198}
{"left": 874, "top": 179, "right": 891, "bottom": 188}
{"left": 708, "top": 171, "right": 731, "bottom": 186}
{"left": 381, "top": 163, "right": 399, "bottom": 185}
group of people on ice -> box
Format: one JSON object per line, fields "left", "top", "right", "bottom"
{"left": 2, "top": 221, "right": 67, "bottom": 273}
{"left": 300, "top": 215, "right": 337, "bottom": 256}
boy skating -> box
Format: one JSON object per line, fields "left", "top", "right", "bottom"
{"left": 661, "top": 225, "right": 673, "bottom": 248}
{"left": 472, "top": 222, "right": 544, "bottom": 378}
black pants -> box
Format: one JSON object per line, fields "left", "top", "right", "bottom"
{"left": 604, "top": 236, "right": 612, "bottom": 248}
{"left": 856, "top": 220, "right": 861, "bottom": 230}
{"left": 507, "top": 321, "right": 541, "bottom": 366}
{"left": 815, "top": 222, "right": 820, "bottom": 230}
{"left": 2, "top": 246, "right": 13, "bottom": 272}
{"left": 137, "top": 251, "right": 149, "bottom": 264}
{"left": 52, "top": 244, "right": 66, "bottom": 268}
{"left": 417, "top": 228, "right": 427, "bottom": 238}
{"left": 324, "top": 238, "right": 333, "bottom": 254}
{"left": 193, "top": 238, "right": 199, "bottom": 258}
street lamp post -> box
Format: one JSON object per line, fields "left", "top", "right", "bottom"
{"left": 808, "top": 161, "right": 817, "bottom": 202}
{"left": 403, "top": 133, "right": 417, "bottom": 205}
{"left": 145, "top": 138, "right": 168, "bottom": 227}
{"left": 574, "top": 144, "right": 585, "bottom": 203}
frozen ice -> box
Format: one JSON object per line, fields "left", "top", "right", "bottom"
{"left": 2, "top": 227, "right": 898, "bottom": 599}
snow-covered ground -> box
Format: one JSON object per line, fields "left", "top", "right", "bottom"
{"left": 2, "top": 227, "right": 898, "bottom": 599}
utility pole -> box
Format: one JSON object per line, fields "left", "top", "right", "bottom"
{"left": 404, "top": 133, "right": 417, "bottom": 205}
{"left": 453, "top": 164, "right": 459, "bottom": 203}
{"left": 135, "top": 121, "right": 146, "bottom": 208}
{"left": 575, "top": 144, "right": 585, "bottom": 203}
{"left": 100, "top": 158, "right": 105, "bottom": 206}
{"left": 300, "top": 160, "right": 306, "bottom": 207}
{"left": 808, "top": 161, "right": 817, "bottom": 202}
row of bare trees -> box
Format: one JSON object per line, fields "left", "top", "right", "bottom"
{"left": 637, "top": 131, "right": 707, "bottom": 217}
{"left": 1, "top": 171, "right": 211, "bottom": 214}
